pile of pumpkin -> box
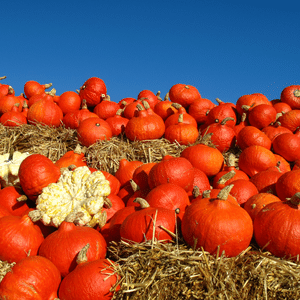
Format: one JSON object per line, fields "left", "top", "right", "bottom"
{"left": 1, "top": 75, "right": 300, "bottom": 299}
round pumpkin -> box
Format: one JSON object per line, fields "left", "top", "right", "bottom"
{"left": 77, "top": 117, "right": 112, "bottom": 147}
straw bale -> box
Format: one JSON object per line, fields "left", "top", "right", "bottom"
{"left": 109, "top": 239, "right": 300, "bottom": 300}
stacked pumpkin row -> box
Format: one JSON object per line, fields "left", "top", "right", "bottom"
{"left": 1, "top": 75, "right": 300, "bottom": 298}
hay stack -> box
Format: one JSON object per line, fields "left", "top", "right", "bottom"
{"left": 1, "top": 124, "right": 300, "bottom": 299}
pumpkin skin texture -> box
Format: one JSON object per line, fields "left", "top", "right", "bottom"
{"left": 164, "top": 113, "right": 199, "bottom": 145}
{"left": 0, "top": 255, "right": 61, "bottom": 300}
{"left": 238, "top": 145, "right": 277, "bottom": 177}
{"left": 180, "top": 144, "right": 224, "bottom": 177}
{"left": 106, "top": 109, "right": 129, "bottom": 136}
{"left": 277, "top": 109, "right": 300, "bottom": 132}
{"left": 55, "top": 145, "right": 87, "bottom": 169}
{"left": 124, "top": 104, "right": 165, "bottom": 141}
{"left": 201, "top": 118, "right": 237, "bottom": 153}
{"left": 169, "top": 83, "right": 201, "bottom": 108}
{"left": 272, "top": 133, "right": 300, "bottom": 162}
{"left": 148, "top": 155, "right": 195, "bottom": 192}
{"left": 79, "top": 77, "right": 107, "bottom": 107}
{"left": 27, "top": 98, "right": 64, "bottom": 127}
{"left": 102, "top": 194, "right": 125, "bottom": 222}
{"left": 145, "top": 183, "right": 190, "bottom": 220}
{"left": 138, "top": 89, "right": 160, "bottom": 109}
{"left": 132, "top": 162, "right": 157, "bottom": 191}
{"left": 62, "top": 99, "right": 99, "bottom": 129}
{"left": 247, "top": 104, "right": 277, "bottom": 129}
{"left": 243, "top": 193, "right": 281, "bottom": 222}
{"left": 254, "top": 194, "right": 300, "bottom": 260}
{"left": 235, "top": 93, "right": 271, "bottom": 116}
{"left": 0, "top": 103, "right": 27, "bottom": 126}
{"left": 18, "top": 154, "right": 61, "bottom": 201}
{"left": 205, "top": 100, "right": 237, "bottom": 128}
{"left": 153, "top": 94, "right": 178, "bottom": 120}
{"left": 58, "top": 91, "right": 81, "bottom": 115}
{"left": 0, "top": 214, "right": 45, "bottom": 263}
{"left": 181, "top": 191, "right": 253, "bottom": 257}
{"left": 77, "top": 117, "right": 112, "bottom": 147}
{"left": 280, "top": 85, "right": 300, "bottom": 109}
{"left": 24, "top": 80, "right": 52, "bottom": 99}
{"left": 93, "top": 95, "right": 120, "bottom": 120}
{"left": 115, "top": 158, "right": 144, "bottom": 188}
{"left": 261, "top": 124, "right": 293, "bottom": 142}
{"left": 250, "top": 169, "right": 282, "bottom": 194}
{"left": 188, "top": 97, "right": 216, "bottom": 124}
{"left": 0, "top": 186, "right": 29, "bottom": 216}
{"left": 229, "top": 179, "right": 258, "bottom": 207}
{"left": 120, "top": 204, "right": 176, "bottom": 243}
{"left": 275, "top": 169, "right": 300, "bottom": 201}
{"left": 100, "top": 206, "right": 138, "bottom": 244}
{"left": 58, "top": 256, "right": 119, "bottom": 300}
{"left": 236, "top": 126, "right": 272, "bottom": 150}
{"left": 38, "top": 220, "right": 107, "bottom": 278}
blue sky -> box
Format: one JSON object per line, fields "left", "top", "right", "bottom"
{"left": 2, "top": 0, "right": 299, "bottom": 105}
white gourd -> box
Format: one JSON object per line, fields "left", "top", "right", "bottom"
{"left": 0, "top": 151, "right": 31, "bottom": 187}
{"left": 34, "top": 166, "right": 111, "bottom": 227}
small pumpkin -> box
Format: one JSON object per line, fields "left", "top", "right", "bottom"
{"left": 168, "top": 83, "right": 201, "bottom": 108}
{"left": 23, "top": 80, "right": 52, "bottom": 99}
{"left": 38, "top": 213, "right": 107, "bottom": 277}
{"left": 254, "top": 192, "right": 300, "bottom": 260}
{"left": 78, "top": 77, "right": 107, "bottom": 107}
{"left": 0, "top": 255, "right": 61, "bottom": 300}
{"left": 120, "top": 198, "right": 176, "bottom": 243}
{"left": 77, "top": 117, "right": 113, "bottom": 147}
{"left": 18, "top": 153, "right": 61, "bottom": 201}
{"left": 58, "top": 244, "right": 120, "bottom": 300}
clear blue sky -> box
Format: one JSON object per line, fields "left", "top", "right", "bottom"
{"left": 2, "top": 0, "right": 299, "bottom": 105}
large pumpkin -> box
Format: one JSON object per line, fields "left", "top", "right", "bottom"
{"left": 254, "top": 193, "right": 300, "bottom": 260}
{"left": 181, "top": 186, "right": 253, "bottom": 257}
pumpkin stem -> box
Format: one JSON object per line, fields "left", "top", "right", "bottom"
{"left": 171, "top": 103, "right": 182, "bottom": 110}
{"left": 81, "top": 99, "right": 88, "bottom": 109}
{"left": 178, "top": 113, "right": 184, "bottom": 123}
{"left": 275, "top": 112, "right": 283, "bottom": 122}
{"left": 104, "top": 196, "right": 113, "bottom": 209}
{"left": 46, "top": 88, "right": 56, "bottom": 97}
{"left": 192, "top": 186, "right": 201, "bottom": 198}
{"left": 141, "top": 100, "right": 150, "bottom": 109}
{"left": 76, "top": 243, "right": 90, "bottom": 264}
{"left": 164, "top": 92, "right": 169, "bottom": 101}
{"left": 65, "top": 211, "right": 85, "bottom": 223}
{"left": 216, "top": 184, "right": 234, "bottom": 200}
{"left": 294, "top": 89, "right": 300, "bottom": 97}
{"left": 27, "top": 210, "right": 43, "bottom": 222}
{"left": 241, "top": 105, "right": 251, "bottom": 111}
{"left": 220, "top": 117, "right": 235, "bottom": 125}
{"left": 44, "top": 83, "right": 53, "bottom": 89}
{"left": 74, "top": 144, "right": 86, "bottom": 155}
{"left": 288, "top": 192, "right": 300, "bottom": 206}
{"left": 129, "top": 179, "right": 139, "bottom": 192}
{"left": 8, "top": 86, "right": 14, "bottom": 94}
{"left": 133, "top": 197, "right": 150, "bottom": 208}
{"left": 240, "top": 112, "right": 247, "bottom": 122}
{"left": 0, "top": 76, "right": 7, "bottom": 80}
{"left": 136, "top": 104, "right": 145, "bottom": 111}
{"left": 16, "top": 195, "right": 27, "bottom": 202}
{"left": 156, "top": 91, "right": 162, "bottom": 101}
{"left": 116, "top": 108, "right": 123, "bottom": 116}
{"left": 98, "top": 210, "right": 107, "bottom": 229}
{"left": 202, "top": 189, "right": 211, "bottom": 198}
{"left": 217, "top": 170, "right": 236, "bottom": 185}
{"left": 215, "top": 98, "right": 223, "bottom": 104}
{"left": 227, "top": 153, "right": 238, "bottom": 167}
